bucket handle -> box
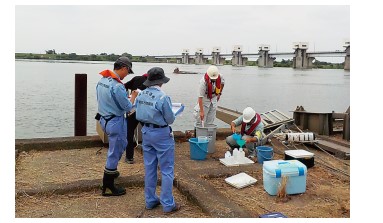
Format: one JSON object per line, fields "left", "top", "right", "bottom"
{"left": 193, "top": 142, "right": 208, "bottom": 153}
{"left": 258, "top": 149, "right": 274, "bottom": 160}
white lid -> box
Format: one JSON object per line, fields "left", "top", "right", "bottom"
{"left": 225, "top": 172, "right": 257, "bottom": 189}
{"left": 285, "top": 149, "right": 314, "bottom": 158}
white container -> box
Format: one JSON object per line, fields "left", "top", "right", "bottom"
{"left": 284, "top": 149, "right": 315, "bottom": 168}
{"left": 198, "top": 136, "right": 208, "bottom": 143}
{"left": 239, "top": 148, "right": 245, "bottom": 158}
{"left": 263, "top": 160, "right": 307, "bottom": 196}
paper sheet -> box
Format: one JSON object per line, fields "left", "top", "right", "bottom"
{"left": 172, "top": 103, "right": 185, "bottom": 116}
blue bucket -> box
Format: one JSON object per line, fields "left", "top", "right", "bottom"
{"left": 189, "top": 138, "right": 208, "bottom": 160}
{"left": 256, "top": 146, "right": 274, "bottom": 164}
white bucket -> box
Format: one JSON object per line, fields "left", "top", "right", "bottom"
{"left": 198, "top": 136, "right": 208, "bottom": 143}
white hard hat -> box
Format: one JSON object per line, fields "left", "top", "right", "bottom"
{"left": 206, "top": 65, "right": 219, "bottom": 80}
{"left": 242, "top": 107, "right": 256, "bottom": 123}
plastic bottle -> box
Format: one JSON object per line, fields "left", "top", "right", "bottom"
{"left": 233, "top": 148, "right": 239, "bottom": 161}
{"left": 225, "top": 151, "right": 232, "bottom": 158}
{"left": 239, "top": 148, "right": 245, "bottom": 159}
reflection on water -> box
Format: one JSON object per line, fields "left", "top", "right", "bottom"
{"left": 16, "top": 60, "right": 350, "bottom": 139}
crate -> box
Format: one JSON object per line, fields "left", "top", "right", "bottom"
{"left": 284, "top": 149, "right": 315, "bottom": 168}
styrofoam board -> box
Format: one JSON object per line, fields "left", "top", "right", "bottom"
{"left": 225, "top": 172, "right": 257, "bottom": 189}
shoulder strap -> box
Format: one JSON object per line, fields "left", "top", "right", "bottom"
{"left": 241, "top": 113, "right": 261, "bottom": 135}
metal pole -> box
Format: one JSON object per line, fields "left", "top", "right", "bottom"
{"left": 75, "top": 73, "right": 87, "bottom": 136}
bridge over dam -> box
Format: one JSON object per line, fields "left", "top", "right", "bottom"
{"left": 149, "top": 42, "right": 350, "bottom": 70}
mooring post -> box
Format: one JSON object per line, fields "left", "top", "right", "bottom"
{"left": 75, "top": 73, "right": 87, "bottom": 136}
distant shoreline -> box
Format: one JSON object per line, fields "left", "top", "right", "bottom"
{"left": 15, "top": 53, "right": 345, "bottom": 69}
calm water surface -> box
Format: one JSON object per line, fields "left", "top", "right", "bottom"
{"left": 15, "top": 60, "right": 350, "bottom": 139}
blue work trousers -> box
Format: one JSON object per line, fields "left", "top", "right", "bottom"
{"left": 100, "top": 116, "right": 127, "bottom": 170}
{"left": 141, "top": 125, "right": 176, "bottom": 212}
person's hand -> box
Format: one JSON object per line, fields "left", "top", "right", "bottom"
{"left": 131, "top": 90, "right": 139, "bottom": 97}
{"left": 231, "top": 125, "right": 236, "bottom": 133}
{"left": 246, "top": 137, "right": 257, "bottom": 143}
{"left": 129, "top": 90, "right": 139, "bottom": 103}
{"left": 199, "top": 110, "right": 204, "bottom": 122}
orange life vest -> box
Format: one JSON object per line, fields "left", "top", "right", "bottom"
{"left": 99, "top": 70, "right": 123, "bottom": 84}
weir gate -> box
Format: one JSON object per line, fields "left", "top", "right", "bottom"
{"left": 151, "top": 42, "right": 350, "bottom": 70}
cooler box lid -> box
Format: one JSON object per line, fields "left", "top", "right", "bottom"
{"left": 285, "top": 149, "right": 314, "bottom": 158}
{"left": 263, "top": 160, "right": 307, "bottom": 178}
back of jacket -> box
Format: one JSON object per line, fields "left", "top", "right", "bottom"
{"left": 135, "top": 86, "right": 175, "bottom": 126}
{"left": 96, "top": 76, "right": 133, "bottom": 117}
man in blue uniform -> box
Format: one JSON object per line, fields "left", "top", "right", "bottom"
{"left": 96, "top": 56, "right": 138, "bottom": 196}
{"left": 135, "top": 67, "right": 181, "bottom": 214}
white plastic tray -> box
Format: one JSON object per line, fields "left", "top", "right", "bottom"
{"left": 219, "top": 156, "right": 254, "bottom": 167}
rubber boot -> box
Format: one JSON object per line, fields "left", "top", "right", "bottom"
{"left": 101, "top": 170, "right": 126, "bottom": 196}
{"left": 99, "top": 169, "right": 120, "bottom": 189}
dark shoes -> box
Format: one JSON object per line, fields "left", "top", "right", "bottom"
{"left": 102, "top": 186, "right": 126, "bottom": 196}
{"left": 145, "top": 200, "right": 161, "bottom": 210}
{"left": 125, "top": 157, "right": 135, "bottom": 164}
{"left": 164, "top": 203, "right": 181, "bottom": 214}
{"left": 248, "top": 150, "right": 256, "bottom": 158}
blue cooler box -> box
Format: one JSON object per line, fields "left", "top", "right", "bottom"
{"left": 263, "top": 160, "right": 307, "bottom": 195}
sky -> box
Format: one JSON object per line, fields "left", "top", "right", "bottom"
{"left": 15, "top": 5, "right": 350, "bottom": 60}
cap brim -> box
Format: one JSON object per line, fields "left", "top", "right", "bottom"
{"left": 143, "top": 76, "right": 170, "bottom": 86}
{"left": 242, "top": 118, "right": 251, "bottom": 123}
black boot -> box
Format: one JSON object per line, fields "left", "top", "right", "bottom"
{"left": 104, "top": 168, "right": 120, "bottom": 178}
{"left": 101, "top": 170, "right": 126, "bottom": 196}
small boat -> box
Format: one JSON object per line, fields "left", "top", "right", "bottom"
{"left": 173, "top": 67, "right": 198, "bottom": 74}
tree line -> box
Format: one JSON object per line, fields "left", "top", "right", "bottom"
{"left": 15, "top": 50, "right": 344, "bottom": 69}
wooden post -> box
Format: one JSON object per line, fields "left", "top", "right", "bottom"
{"left": 75, "top": 73, "right": 87, "bottom": 136}
{"left": 343, "top": 107, "right": 350, "bottom": 141}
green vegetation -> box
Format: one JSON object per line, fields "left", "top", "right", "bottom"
{"left": 274, "top": 59, "right": 293, "bottom": 67}
{"left": 15, "top": 50, "right": 344, "bottom": 69}
{"left": 312, "top": 60, "right": 344, "bottom": 69}
{"left": 15, "top": 50, "right": 135, "bottom": 62}
{"left": 245, "top": 61, "right": 257, "bottom": 66}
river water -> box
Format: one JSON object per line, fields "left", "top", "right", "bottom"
{"left": 15, "top": 59, "right": 350, "bottom": 139}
